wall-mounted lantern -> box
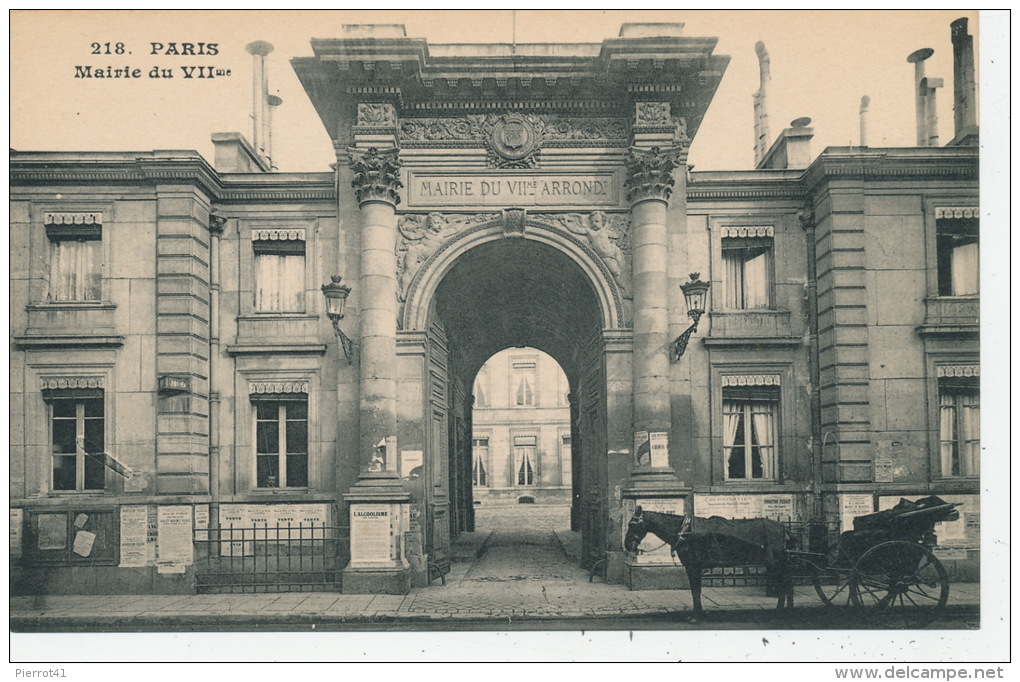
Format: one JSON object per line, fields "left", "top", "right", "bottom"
{"left": 670, "top": 272, "right": 711, "bottom": 362}
{"left": 321, "top": 275, "right": 354, "bottom": 363}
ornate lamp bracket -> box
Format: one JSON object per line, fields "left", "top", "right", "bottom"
{"left": 670, "top": 273, "right": 711, "bottom": 362}
{"left": 322, "top": 276, "right": 355, "bottom": 363}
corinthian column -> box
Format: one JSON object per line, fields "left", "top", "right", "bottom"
{"left": 625, "top": 146, "right": 682, "bottom": 470}
{"left": 347, "top": 146, "right": 402, "bottom": 477}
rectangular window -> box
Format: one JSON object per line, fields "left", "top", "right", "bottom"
{"left": 560, "top": 434, "right": 572, "bottom": 486}
{"left": 46, "top": 214, "right": 103, "bottom": 302}
{"left": 514, "top": 435, "right": 537, "bottom": 486}
{"left": 253, "top": 230, "right": 306, "bottom": 312}
{"left": 512, "top": 359, "right": 537, "bottom": 407}
{"left": 722, "top": 377, "right": 780, "bottom": 481}
{"left": 49, "top": 393, "right": 106, "bottom": 491}
{"left": 938, "top": 377, "right": 979, "bottom": 477}
{"left": 255, "top": 399, "right": 309, "bottom": 488}
{"left": 472, "top": 437, "right": 489, "bottom": 487}
{"left": 936, "top": 216, "right": 979, "bottom": 296}
{"left": 722, "top": 230, "right": 773, "bottom": 309}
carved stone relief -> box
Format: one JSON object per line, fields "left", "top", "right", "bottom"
{"left": 532, "top": 212, "right": 632, "bottom": 298}
{"left": 487, "top": 113, "right": 541, "bottom": 169}
{"left": 635, "top": 101, "right": 671, "bottom": 126}
{"left": 356, "top": 103, "right": 396, "bottom": 128}
{"left": 396, "top": 212, "right": 497, "bottom": 301}
{"left": 400, "top": 114, "right": 629, "bottom": 144}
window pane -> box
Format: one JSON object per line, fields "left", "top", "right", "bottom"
{"left": 256, "top": 420, "right": 279, "bottom": 454}
{"left": 53, "top": 455, "right": 76, "bottom": 490}
{"left": 256, "top": 401, "right": 277, "bottom": 420}
{"left": 52, "top": 418, "right": 77, "bottom": 454}
{"left": 286, "top": 400, "right": 307, "bottom": 419}
{"left": 743, "top": 250, "right": 770, "bottom": 308}
{"left": 286, "top": 419, "right": 307, "bottom": 454}
{"left": 50, "top": 240, "right": 101, "bottom": 301}
{"left": 951, "top": 241, "right": 979, "bottom": 295}
{"left": 750, "top": 446, "right": 764, "bottom": 479}
{"left": 84, "top": 416, "right": 104, "bottom": 453}
{"left": 52, "top": 399, "right": 75, "bottom": 418}
{"left": 82, "top": 240, "right": 102, "bottom": 300}
{"left": 286, "top": 454, "right": 308, "bottom": 487}
{"left": 257, "top": 454, "right": 280, "bottom": 488}
{"left": 727, "top": 447, "right": 746, "bottom": 479}
{"left": 256, "top": 253, "right": 305, "bottom": 312}
{"left": 84, "top": 452, "right": 105, "bottom": 489}
{"left": 83, "top": 398, "right": 104, "bottom": 418}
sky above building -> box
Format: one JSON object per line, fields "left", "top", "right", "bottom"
{"left": 10, "top": 10, "right": 991, "bottom": 173}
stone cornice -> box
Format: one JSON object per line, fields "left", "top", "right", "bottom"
{"left": 10, "top": 153, "right": 336, "bottom": 204}
{"left": 802, "top": 147, "right": 979, "bottom": 192}
{"left": 226, "top": 343, "right": 328, "bottom": 356}
{"left": 15, "top": 335, "right": 125, "bottom": 350}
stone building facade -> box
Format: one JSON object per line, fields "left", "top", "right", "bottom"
{"left": 10, "top": 21, "right": 979, "bottom": 595}
{"left": 470, "top": 348, "right": 572, "bottom": 506}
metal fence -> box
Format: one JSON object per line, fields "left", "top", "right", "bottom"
{"left": 194, "top": 522, "right": 345, "bottom": 593}
{"left": 701, "top": 519, "right": 840, "bottom": 588}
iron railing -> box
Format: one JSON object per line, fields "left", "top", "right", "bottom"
{"left": 194, "top": 522, "right": 345, "bottom": 593}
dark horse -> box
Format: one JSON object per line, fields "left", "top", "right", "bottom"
{"left": 624, "top": 506, "right": 797, "bottom": 618}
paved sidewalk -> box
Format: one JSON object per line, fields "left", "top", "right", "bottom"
{"left": 9, "top": 506, "right": 981, "bottom": 630}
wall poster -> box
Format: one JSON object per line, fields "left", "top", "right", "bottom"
{"left": 119, "top": 505, "right": 149, "bottom": 568}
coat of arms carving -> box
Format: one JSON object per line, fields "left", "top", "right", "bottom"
{"left": 487, "top": 113, "right": 541, "bottom": 169}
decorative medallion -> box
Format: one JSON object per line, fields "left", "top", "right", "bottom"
{"left": 486, "top": 114, "right": 541, "bottom": 169}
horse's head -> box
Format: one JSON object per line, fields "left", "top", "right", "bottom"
{"left": 624, "top": 506, "right": 648, "bottom": 552}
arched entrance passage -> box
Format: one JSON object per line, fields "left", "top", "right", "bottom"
{"left": 398, "top": 230, "right": 622, "bottom": 579}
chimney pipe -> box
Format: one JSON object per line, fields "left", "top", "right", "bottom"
{"left": 951, "top": 17, "right": 978, "bottom": 137}
{"left": 921, "top": 76, "right": 943, "bottom": 146}
{"left": 859, "top": 95, "right": 870, "bottom": 147}
{"left": 266, "top": 94, "right": 283, "bottom": 171}
{"left": 753, "top": 41, "right": 771, "bottom": 167}
{"left": 245, "top": 41, "right": 275, "bottom": 161}
{"left": 907, "top": 48, "right": 934, "bottom": 146}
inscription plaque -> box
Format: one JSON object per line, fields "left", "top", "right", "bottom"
{"left": 406, "top": 172, "right": 620, "bottom": 208}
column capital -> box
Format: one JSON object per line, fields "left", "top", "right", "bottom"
{"left": 347, "top": 146, "right": 403, "bottom": 207}
{"left": 624, "top": 146, "right": 683, "bottom": 204}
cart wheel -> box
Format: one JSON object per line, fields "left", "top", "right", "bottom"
{"left": 850, "top": 541, "right": 949, "bottom": 626}
{"left": 808, "top": 546, "right": 855, "bottom": 607}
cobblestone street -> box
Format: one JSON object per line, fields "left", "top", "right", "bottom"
{"left": 403, "top": 504, "right": 677, "bottom": 617}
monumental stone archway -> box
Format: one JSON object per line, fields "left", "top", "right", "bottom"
{"left": 399, "top": 217, "right": 626, "bottom": 576}
{"left": 294, "top": 23, "right": 729, "bottom": 593}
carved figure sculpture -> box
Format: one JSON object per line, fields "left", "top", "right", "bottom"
{"left": 397, "top": 213, "right": 451, "bottom": 301}
{"left": 558, "top": 211, "right": 631, "bottom": 296}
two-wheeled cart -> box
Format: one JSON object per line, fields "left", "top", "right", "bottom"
{"left": 790, "top": 495, "right": 961, "bottom": 626}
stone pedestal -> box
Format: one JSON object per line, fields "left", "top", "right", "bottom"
{"left": 621, "top": 477, "right": 691, "bottom": 590}
{"left": 342, "top": 473, "right": 411, "bottom": 594}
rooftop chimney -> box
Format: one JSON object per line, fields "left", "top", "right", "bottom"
{"left": 753, "top": 41, "right": 771, "bottom": 166}
{"left": 907, "top": 48, "right": 939, "bottom": 146}
{"left": 245, "top": 41, "right": 275, "bottom": 167}
{"left": 859, "top": 95, "right": 871, "bottom": 147}
{"left": 951, "top": 17, "right": 978, "bottom": 142}
{"left": 757, "top": 117, "right": 814, "bottom": 170}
